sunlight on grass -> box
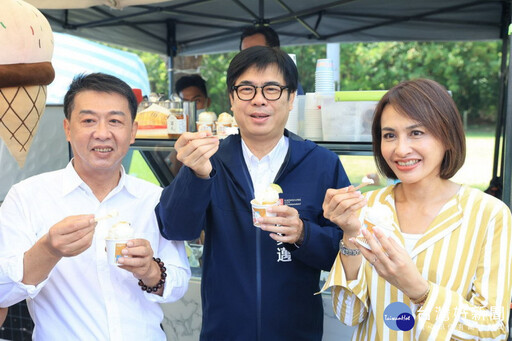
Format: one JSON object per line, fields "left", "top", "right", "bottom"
{"left": 451, "top": 135, "right": 493, "bottom": 191}
{"left": 128, "top": 150, "right": 160, "bottom": 186}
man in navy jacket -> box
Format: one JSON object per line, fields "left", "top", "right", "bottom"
{"left": 156, "top": 46, "right": 351, "bottom": 340}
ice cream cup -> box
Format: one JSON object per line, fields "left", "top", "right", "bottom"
{"left": 251, "top": 199, "right": 279, "bottom": 227}
{"left": 215, "top": 122, "right": 231, "bottom": 136}
{"left": 355, "top": 220, "right": 394, "bottom": 250}
{"left": 196, "top": 121, "right": 213, "bottom": 133}
{"left": 106, "top": 239, "right": 130, "bottom": 266}
{"left": 363, "top": 219, "right": 377, "bottom": 233}
{"left": 224, "top": 126, "right": 239, "bottom": 136}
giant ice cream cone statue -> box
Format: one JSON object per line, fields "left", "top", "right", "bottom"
{"left": 0, "top": 0, "right": 55, "bottom": 167}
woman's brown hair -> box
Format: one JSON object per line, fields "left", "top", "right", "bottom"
{"left": 372, "top": 79, "right": 466, "bottom": 180}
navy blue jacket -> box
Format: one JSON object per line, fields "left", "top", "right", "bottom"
{"left": 156, "top": 130, "right": 350, "bottom": 340}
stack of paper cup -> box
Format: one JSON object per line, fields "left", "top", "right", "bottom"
{"left": 285, "top": 92, "right": 299, "bottom": 134}
{"left": 295, "top": 94, "right": 306, "bottom": 136}
{"left": 303, "top": 92, "right": 322, "bottom": 140}
{"left": 315, "top": 59, "right": 335, "bottom": 94}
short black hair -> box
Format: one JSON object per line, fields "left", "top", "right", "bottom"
{"left": 227, "top": 46, "right": 298, "bottom": 95}
{"left": 239, "top": 25, "right": 280, "bottom": 50}
{"left": 63, "top": 73, "right": 137, "bottom": 121}
{"left": 175, "top": 74, "right": 208, "bottom": 98}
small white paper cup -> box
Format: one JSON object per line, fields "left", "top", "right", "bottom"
{"left": 251, "top": 199, "right": 279, "bottom": 227}
{"left": 196, "top": 122, "right": 213, "bottom": 133}
{"left": 355, "top": 222, "right": 396, "bottom": 250}
{"left": 216, "top": 122, "right": 231, "bottom": 136}
{"left": 105, "top": 239, "right": 129, "bottom": 266}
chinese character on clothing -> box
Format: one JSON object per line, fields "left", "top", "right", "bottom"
{"left": 277, "top": 247, "right": 292, "bottom": 262}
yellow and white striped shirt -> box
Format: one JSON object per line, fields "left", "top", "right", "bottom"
{"left": 321, "top": 185, "right": 512, "bottom": 340}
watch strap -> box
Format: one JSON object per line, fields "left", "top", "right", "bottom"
{"left": 339, "top": 239, "right": 361, "bottom": 256}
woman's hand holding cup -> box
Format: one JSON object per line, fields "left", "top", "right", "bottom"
{"left": 322, "top": 186, "right": 367, "bottom": 236}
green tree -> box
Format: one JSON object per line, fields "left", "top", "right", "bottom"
{"left": 200, "top": 52, "right": 237, "bottom": 115}
{"left": 137, "top": 52, "right": 168, "bottom": 96}
{"left": 282, "top": 44, "right": 327, "bottom": 93}
{"left": 123, "top": 40, "right": 502, "bottom": 125}
{"left": 338, "top": 41, "right": 502, "bottom": 124}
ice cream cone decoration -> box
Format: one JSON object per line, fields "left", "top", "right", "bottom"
{"left": 0, "top": 0, "right": 55, "bottom": 167}
{"left": 0, "top": 85, "right": 47, "bottom": 167}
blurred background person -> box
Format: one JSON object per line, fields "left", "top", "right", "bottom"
{"left": 175, "top": 74, "right": 211, "bottom": 113}
{"left": 240, "top": 25, "right": 280, "bottom": 50}
{"left": 240, "top": 25, "right": 304, "bottom": 95}
{"left": 166, "top": 74, "right": 212, "bottom": 177}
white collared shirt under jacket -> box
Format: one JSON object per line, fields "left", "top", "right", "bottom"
{"left": 0, "top": 162, "right": 190, "bottom": 341}
{"left": 241, "top": 134, "right": 289, "bottom": 193}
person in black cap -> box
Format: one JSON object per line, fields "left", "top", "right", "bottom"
{"left": 240, "top": 25, "right": 304, "bottom": 95}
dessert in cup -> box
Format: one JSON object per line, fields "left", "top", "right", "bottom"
{"left": 251, "top": 184, "right": 282, "bottom": 227}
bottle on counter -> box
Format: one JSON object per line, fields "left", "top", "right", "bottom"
{"left": 167, "top": 94, "right": 187, "bottom": 139}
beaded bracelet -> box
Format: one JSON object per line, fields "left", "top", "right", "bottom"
{"left": 138, "top": 257, "right": 167, "bottom": 293}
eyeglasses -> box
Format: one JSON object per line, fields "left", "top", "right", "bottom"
{"left": 231, "top": 84, "right": 289, "bottom": 101}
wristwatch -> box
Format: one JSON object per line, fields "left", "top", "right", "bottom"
{"left": 339, "top": 239, "right": 361, "bottom": 256}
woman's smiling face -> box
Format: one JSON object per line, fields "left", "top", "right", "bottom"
{"left": 380, "top": 104, "right": 447, "bottom": 185}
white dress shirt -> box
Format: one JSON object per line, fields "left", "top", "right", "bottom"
{"left": 0, "top": 162, "right": 190, "bottom": 341}
{"left": 241, "top": 135, "right": 289, "bottom": 195}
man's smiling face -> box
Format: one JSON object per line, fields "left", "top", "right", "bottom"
{"left": 230, "top": 64, "right": 295, "bottom": 143}
{"left": 64, "top": 90, "right": 137, "bottom": 177}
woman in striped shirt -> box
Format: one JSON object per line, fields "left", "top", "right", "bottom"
{"left": 321, "top": 78, "right": 512, "bottom": 340}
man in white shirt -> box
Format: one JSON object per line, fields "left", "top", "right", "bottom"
{"left": 0, "top": 73, "right": 190, "bottom": 340}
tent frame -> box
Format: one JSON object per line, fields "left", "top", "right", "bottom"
{"left": 35, "top": 0, "right": 512, "bottom": 206}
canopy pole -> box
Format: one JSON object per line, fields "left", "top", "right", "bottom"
{"left": 486, "top": 2, "right": 510, "bottom": 201}
{"left": 166, "top": 20, "right": 177, "bottom": 97}
{"left": 168, "top": 56, "right": 174, "bottom": 97}
{"left": 503, "top": 21, "right": 512, "bottom": 207}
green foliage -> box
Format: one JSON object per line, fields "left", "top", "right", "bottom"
{"left": 200, "top": 52, "right": 237, "bottom": 114}
{"left": 282, "top": 44, "right": 327, "bottom": 93}
{"left": 127, "top": 150, "right": 160, "bottom": 185}
{"left": 337, "top": 41, "right": 502, "bottom": 123}
{"left": 137, "top": 52, "right": 169, "bottom": 96}
{"left": 104, "top": 43, "right": 170, "bottom": 97}
{"left": 123, "top": 41, "right": 502, "bottom": 124}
